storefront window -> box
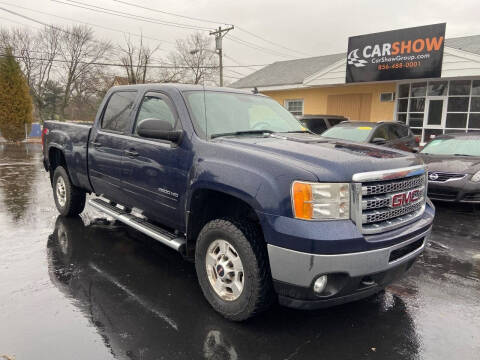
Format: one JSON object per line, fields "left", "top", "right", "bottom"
{"left": 409, "top": 98, "right": 425, "bottom": 112}
{"left": 470, "top": 97, "right": 480, "bottom": 112}
{"left": 408, "top": 113, "right": 424, "bottom": 127}
{"left": 396, "top": 79, "right": 480, "bottom": 143}
{"left": 428, "top": 81, "right": 448, "bottom": 96}
{"left": 397, "top": 113, "right": 407, "bottom": 123}
{"left": 472, "top": 80, "right": 480, "bottom": 96}
{"left": 448, "top": 97, "right": 469, "bottom": 112}
{"left": 469, "top": 114, "right": 480, "bottom": 128}
{"left": 398, "top": 84, "right": 410, "bottom": 98}
{"left": 446, "top": 113, "right": 468, "bottom": 128}
{"left": 449, "top": 80, "right": 471, "bottom": 95}
{"left": 397, "top": 99, "right": 408, "bottom": 112}
{"left": 411, "top": 82, "right": 427, "bottom": 97}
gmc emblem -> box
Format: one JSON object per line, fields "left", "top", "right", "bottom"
{"left": 390, "top": 189, "right": 421, "bottom": 208}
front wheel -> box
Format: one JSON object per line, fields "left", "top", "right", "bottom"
{"left": 53, "top": 166, "right": 86, "bottom": 217}
{"left": 195, "top": 218, "right": 274, "bottom": 321}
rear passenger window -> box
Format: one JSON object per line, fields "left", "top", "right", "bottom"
{"left": 101, "top": 91, "right": 137, "bottom": 133}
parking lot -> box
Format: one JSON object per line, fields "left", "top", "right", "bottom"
{"left": 0, "top": 143, "right": 479, "bottom": 360}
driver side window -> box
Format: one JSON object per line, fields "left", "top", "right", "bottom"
{"left": 134, "top": 95, "right": 176, "bottom": 134}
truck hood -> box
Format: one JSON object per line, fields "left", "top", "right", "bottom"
{"left": 214, "top": 133, "right": 423, "bottom": 182}
{"left": 418, "top": 153, "right": 480, "bottom": 174}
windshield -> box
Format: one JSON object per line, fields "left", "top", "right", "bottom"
{"left": 421, "top": 138, "right": 480, "bottom": 156}
{"left": 321, "top": 125, "right": 373, "bottom": 142}
{"left": 183, "top": 91, "right": 305, "bottom": 138}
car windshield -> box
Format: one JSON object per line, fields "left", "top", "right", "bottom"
{"left": 321, "top": 125, "right": 373, "bottom": 142}
{"left": 183, "top": 91, "right": 305, "bottom": 138}
{"left": 421, "top": 138, "right": 480, "bottom": 156}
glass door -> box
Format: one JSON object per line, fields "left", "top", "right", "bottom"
{"left": 423, "top": 97, "right": 447, "bottom": 142}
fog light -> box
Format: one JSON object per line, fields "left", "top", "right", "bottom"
{"left": 313, "top": 275, "right": 328, "bottom": 294}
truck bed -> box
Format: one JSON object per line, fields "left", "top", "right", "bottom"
{"left": 43, "top": 121, "right": 93, "bottom": 192}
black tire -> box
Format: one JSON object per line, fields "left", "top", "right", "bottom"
{"left": 52, "top": 166, "right": 86, "bottom": 217}
{"left": 195, "top": 218, "right": 274, "bottom": 321}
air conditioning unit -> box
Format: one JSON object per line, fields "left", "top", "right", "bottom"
{"left": 380, "top": 92, "right": 395, "bottom": 102}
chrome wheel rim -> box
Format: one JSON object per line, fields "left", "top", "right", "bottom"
{"left": 206, "top": 239, "right": 244, "bottom": 301}
{"left": 56, "top": 176, "right": 67, "bottom": 207}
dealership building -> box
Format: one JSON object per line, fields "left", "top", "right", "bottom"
{"left": 231, "top": 27, "right": 480, "bottom": 143}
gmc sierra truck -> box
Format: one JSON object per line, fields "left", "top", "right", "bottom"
{"left": 43, "top": 84, "right": 435, "bottom": 321}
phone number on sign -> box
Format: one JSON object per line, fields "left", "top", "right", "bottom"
{"left": 377, "top": 61, "right": 422, "bottom": 70}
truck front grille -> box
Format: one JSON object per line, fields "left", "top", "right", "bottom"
{"left": 351, "top": 166, "right": 427, "bottom": 235}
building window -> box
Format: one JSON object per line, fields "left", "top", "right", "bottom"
{"left": 380, "top": 92, "right": 394, "bottom": 102}
{"left": 285, "top": 99, "right": 304, "bottom": 116}
{"left": 396, "top": 79, "right": 480, "bottom": 143}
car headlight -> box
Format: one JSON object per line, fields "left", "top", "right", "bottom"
{"left": 291, "top": 181, "right": 350, "bottom": 220}
{"left": 472, "top": 170, "right": 480, "bottom": 182}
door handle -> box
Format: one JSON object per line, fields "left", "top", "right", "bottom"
{"left": 125, "top": 149, "right": 139, "bottom": 157}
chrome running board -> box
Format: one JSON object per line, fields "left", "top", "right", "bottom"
{"left": 89, "top": 198, "right": 186, "bottom": 253}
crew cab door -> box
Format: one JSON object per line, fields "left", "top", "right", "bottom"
{"left": 120, "top": 92, "right": 189, "bottom": 230}
{"left": 88, "top": 90, "right": 138, "bottom": 201}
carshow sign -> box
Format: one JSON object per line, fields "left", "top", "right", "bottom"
{"left": 346, "top": 23, "right": 446, "bottom": 83}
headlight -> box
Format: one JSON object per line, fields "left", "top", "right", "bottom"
{"left": 472, "top": 170, "right": 480, "bottom": 182}
{"left": 291, "top": 181, "right": 350, "bottom": 220}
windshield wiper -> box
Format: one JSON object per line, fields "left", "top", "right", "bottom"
{"left": 211, "top": 130, "right": 274, "bottom": 139}
{"left": 279, "top": 130, "right": 311, "bottom": 133}
{"left": 453, "top": 153, "right": 473, "bottom": 157}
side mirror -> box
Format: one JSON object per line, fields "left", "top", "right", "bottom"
{"left": 136, "top": 118, "right": 182, "bottom": 143}
{"left": 371, "top": 137, "right": 387, "bottom": 145}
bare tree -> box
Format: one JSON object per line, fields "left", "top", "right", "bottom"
{"left": 118, "top": 35, "right": 159, "bottom": 84}
{"left": 172, "top": 32, "right": 218, "bottom": 85}
{"left": 154, "top": 53, "right": 186, "bottom": 83}
{"left": 58, "top": 25, "right": 111, "bottom": 118}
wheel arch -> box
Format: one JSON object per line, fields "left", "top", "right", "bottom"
{"left": 186, "top": 187, "right": 264, "bottom": 258}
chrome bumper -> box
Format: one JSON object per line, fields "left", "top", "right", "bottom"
{"left": 267, "top": 227, "right": 430, "bottom": 288}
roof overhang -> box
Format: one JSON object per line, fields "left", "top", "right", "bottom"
{"left": 238, "top": 46, "right": 480, "bottom": 92}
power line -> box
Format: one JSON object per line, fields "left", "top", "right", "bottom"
{"left": 0, "top": 50, "right": 268, "bottom": 70}
{"left": 113, "top": 0, "right": 231, "bottom": 26}
{"left": 226, "top": 34, "right": 294, "bottom": 59}
{"left": 235, "top": 26, "right": 312, "bottom": 57}
{"left": 0, "top": 1, "right": 176, "bottom": 47}
{"left": 0, "top": 5, "right": 114, "bottom": 47}
{"left": 54, "top": 0, "right": 306, "bottom": 61}
{"left": 0, "top": 14, "right": 41, "bottom": 29}
{"left": 110, "top": 0, "right": 311, "bottom": 57}
{"left": 52, "top": 0, "right": 213, "bottom": 31}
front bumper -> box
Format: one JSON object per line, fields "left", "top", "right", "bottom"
{"left": 428, "top": 180, "right": 480, "bottom": 203}
{"left": 268, "top": 226, "right": 430, "bottom": 309}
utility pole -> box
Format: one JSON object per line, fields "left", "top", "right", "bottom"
{"left": 209, "top": 26, "right": 234, "bottom": 87}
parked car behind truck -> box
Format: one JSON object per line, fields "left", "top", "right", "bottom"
{"left": 42, "top": 84, "right": 435, "bottom": 321}
{"left": 321, "top": 121, "right": 419, "bottom": 152}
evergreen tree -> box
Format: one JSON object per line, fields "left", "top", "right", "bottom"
{"left": 0, "top": 48, "right": 33, "bottom": 142}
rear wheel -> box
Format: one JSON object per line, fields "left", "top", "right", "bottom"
{"left": 53, "top": 166, "right": 86, "bottom": 217}
{"left": 195, "top": 218, "right": 274, "bottom": 321}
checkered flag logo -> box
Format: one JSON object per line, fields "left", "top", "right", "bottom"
{"left": 347, "top": 49, "right": 368, "bottom": 68}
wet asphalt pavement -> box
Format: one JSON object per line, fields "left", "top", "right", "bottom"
{"left": 0, "top": 143, "right": 479, "bottom": 360}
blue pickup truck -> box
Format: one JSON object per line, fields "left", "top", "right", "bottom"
{"left": 43, "top": 84, "right": 435, "bottom": 321}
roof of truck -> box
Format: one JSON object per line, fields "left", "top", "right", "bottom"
{"left": 110, "top": 83, "right": 261, "bottom": 95}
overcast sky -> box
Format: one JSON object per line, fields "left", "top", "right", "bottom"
{"left": 1, "top": 0, "right": 479, "bottom": 81}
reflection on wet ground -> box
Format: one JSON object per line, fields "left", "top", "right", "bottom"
{"left": 0, "top": 144, "right": 479, "bottom": 360}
